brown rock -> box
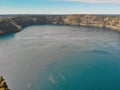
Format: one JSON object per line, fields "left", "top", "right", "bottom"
{"left": 0, "top": 75, "right": 9, "bottom": 90}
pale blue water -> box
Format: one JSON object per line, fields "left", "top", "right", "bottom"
{"left": 0, "top": 25, "right": 120, "bottom": 90}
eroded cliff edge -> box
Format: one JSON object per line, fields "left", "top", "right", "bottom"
{"left": 0, "top": 75, "right": 9, "bottom": 90}
{"left": 0, "top": 14, "right": 120, "bottom": 36}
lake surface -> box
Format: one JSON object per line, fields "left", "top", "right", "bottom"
{"left": 0, "top": 25, "right": 120, "bottom": 90}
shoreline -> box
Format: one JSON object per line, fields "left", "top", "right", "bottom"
{"left": 0, "top": 14, "right": 120, "bottom": 36}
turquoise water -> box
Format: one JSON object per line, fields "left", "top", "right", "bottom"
{"left": 0, "top": 25, "right": 120, "bottom": 90}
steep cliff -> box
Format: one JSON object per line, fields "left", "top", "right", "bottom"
{"left": 0, "top": 75, "right": 9, "bottom": 90}
{"left": 63, "top": 15, "right": 120, "bottom": 31}
{"left": 0, "top": 17, "right": 21, "bottom": 35}
{"left": 0, "top": 15, "right": 120, "bottom": 36}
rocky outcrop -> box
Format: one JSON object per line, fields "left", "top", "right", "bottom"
{"left": 0, "top": 17, "right": 21, "bottom": 36}
{"left": 0, "top": 75, "right": 9, "bottom": 90}
{"left": 63, "top": 15, "right": 120, "bottom": 31}
{"left": 0, "top": 14, "right": 120, "bottom": 36}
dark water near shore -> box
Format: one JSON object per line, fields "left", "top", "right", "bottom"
{"left": 0, "top": 25, "right": 120, "bottom": 90}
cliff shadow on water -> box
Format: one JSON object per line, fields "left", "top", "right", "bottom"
{"left": 0, "top": 33, "right": 15, "bottom": 40}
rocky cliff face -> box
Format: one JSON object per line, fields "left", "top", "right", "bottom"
{"left": 0, "top": 15, "right": 120, "bottom": 36}
{"left": 63, "top": 15, "right": 120, "bottom": 31}
{"left": 0, "top": 17, "right": 21, "bottom": 35}
{"left": 0, "top": 75, "right": 9, "bottom": 90}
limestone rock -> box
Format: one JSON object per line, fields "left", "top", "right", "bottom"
{"left": 0, "top": 75, "right": 9, "bottom": 90}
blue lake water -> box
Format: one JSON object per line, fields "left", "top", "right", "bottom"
{"left": 0, "top": 25, "right": 120, "bottom": 90}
